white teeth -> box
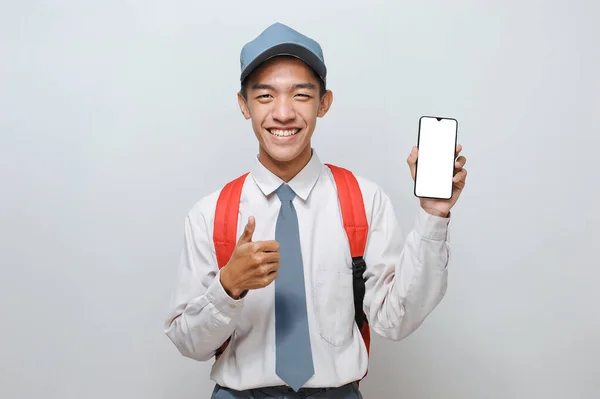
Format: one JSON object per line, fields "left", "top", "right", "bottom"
{"left": 270, "top": 129, "right": 299, "bottom": 137}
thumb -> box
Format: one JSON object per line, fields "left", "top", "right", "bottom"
{"left": 237, "top": 216, "right": 255, "bottom": 246}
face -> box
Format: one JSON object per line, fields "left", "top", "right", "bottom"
{"left": 237, "top": 56, "right": 333, "bottom": 176}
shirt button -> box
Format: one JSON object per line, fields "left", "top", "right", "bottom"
{"left": 229, "top": 304, "right": 236, "bottom": 308}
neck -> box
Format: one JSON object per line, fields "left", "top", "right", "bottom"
{"left": 258, "top": 145, "right": 312, "bottom": 182}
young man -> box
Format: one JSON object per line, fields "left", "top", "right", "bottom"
{"left": 164, "top": 22, "right": 467, "bottom": 398}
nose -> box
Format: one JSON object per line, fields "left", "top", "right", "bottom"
{"left": 271, "top": 96, "right": 296, "bottom": 123}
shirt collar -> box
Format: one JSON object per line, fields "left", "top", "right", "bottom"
{"left": 250, "top": 148, "right": 322, "bottom": 201}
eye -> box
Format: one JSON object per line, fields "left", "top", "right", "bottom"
{"left": 255, "top": 94, "right": 273, "bottom": 102}
{"left": 295, "top": 93, "right": 311, "bottom": 99}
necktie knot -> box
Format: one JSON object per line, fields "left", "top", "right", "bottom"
{"left": 276, "top": 184, "right": 296, "bottom": 202}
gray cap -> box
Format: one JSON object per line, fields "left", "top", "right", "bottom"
{"left": 239, "top": 22, "right": 326, "bottom": 84}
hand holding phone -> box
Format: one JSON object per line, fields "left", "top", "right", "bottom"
{"left": 414, "top": 116, "right": 459, "bottom": 200}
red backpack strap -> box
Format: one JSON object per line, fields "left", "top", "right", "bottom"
{"left": 214, "top": 173, "right": 249, "bottom": 268}
{"left": 212, "top": 172, "right": 249, "bottom": 359}
{"left": 325, "top": 164, "right": 371, "bottom": 379}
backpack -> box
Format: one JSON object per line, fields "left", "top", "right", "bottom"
{"left": 212, "top": 163, "right": 371, "bottom": 381}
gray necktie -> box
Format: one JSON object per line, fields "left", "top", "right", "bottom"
{"left": 274, "top": 184, "right": 314, "bottom": 391}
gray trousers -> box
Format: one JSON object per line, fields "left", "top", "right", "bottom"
{"left": 211, "top": 382, "right": 363, "bottom": 398}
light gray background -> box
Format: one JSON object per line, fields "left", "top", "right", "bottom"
{"left": 1, "top": 1, "right": 599, "bottom": 398}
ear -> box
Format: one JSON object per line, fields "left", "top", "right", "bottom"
{"left": 317, "top": 90, "right": 333, "bottom": 118}
{"left": 237, "top": 92, "right": 251, "bottom": 120}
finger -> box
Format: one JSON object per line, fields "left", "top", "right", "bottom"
{"left": 455, "top": 155, "right": 467, "bottom": 169}
{"left": 254, "top": 240, "right": 280, "bottom": 252}
{"left": 264, "top": 271, "right": 278, "bottom": 286}
{"left": 261, "top": 261, "right": 280, "bottom": 275}
{"left": 407, "top": 146, "right": 418, "bottom": 166}
{"left": 453, "top": 168, "right": 467, "bottom": 183}
{"left": 455, "top": 143, "right": 463, "bottom": 157}
{"left": 258, "top": 251, "right": 280, "bottom": 265}
{"left": 237, "top": 216, "right": 255, "bottom": 246}
{"left": 268, "top": 262, "right": 280, "bottom": 274}
{"left": 407, "top": 146, "right": 418, "bottom": 180}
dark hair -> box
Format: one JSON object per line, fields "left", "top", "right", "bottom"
{"left": 240, "top": 67, "right": 327, "bottom": 100}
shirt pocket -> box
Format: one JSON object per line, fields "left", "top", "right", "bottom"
{"left": 313, "top": 269, "right": 355, "bottom": 347}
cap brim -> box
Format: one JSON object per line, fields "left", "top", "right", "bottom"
{"left": 240, "top": 42, "right": 326, "bottom": 83}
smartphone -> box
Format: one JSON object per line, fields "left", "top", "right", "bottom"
{"left": 414, "top": 116, "right": 458, "bottom": 200}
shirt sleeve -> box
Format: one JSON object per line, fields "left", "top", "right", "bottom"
{"left": 163, "top": 211, "right": 244, "bottom": 361}
{"left": 362, "top": 189, "right": 450, "bottom": 341}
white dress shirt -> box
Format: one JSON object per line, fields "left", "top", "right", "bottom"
{"left": 164, "top": 149, "right": 451, "bottom": 391}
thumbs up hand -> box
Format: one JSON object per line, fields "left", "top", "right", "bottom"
{"left": 220, "top": 216, "right": 280, "bottom": 299}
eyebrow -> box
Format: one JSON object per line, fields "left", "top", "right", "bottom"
{"left": 292, "top": 82, "right": 316, "bottom": 90}
{"left": 251, "top": 82, "right": 316, "bottom": 91}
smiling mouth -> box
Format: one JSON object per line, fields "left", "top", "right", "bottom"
{"left": 268, "top": 128, "right": 301, "bottom": 137}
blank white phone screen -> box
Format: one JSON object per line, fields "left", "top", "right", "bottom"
{"left": 414, "top": 117, "right": 457, "bottom": 199}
